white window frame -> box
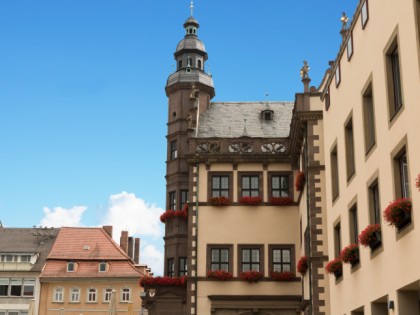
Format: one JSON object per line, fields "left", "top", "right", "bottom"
{"left": 87, "top": 288, "right": 97, "bottom": 303}
{"left": 53, "top": 287, "right": 64, "bottom": 302}
{"left": 104, "top": 288, "right": 113, "bottom": 302}
{"left": 121, "top": 287, "right": 131, "bottom": 302}
{"left": 99, "top": 262, "right": 107, "bottom": 272}
{"left": 67, "top": 262, "right": 75, "bottom": 272}
{"left": 70, "top": 287, "right": 80, "bottom": 302}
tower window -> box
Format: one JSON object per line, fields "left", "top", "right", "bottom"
{"left": 261, "top": 110, "right": 273, "bottom": 121}
{"left": 178, "top": 60, "right": 182, "bottom": 70}
{"left": 198, "top": 60, "right": 202, "bottom": 70}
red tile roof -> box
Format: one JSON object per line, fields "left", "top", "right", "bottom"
{"left": 47, "top": 227, "right": 129, "bottom": 260}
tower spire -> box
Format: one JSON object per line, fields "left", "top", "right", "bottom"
{"left": 190, "top": 1, "right": 194, "bottom": 16}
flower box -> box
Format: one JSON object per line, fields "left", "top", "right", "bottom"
{"left": 416, "top": 173, "right": 420, "bottom": 191}
{"left": 209, "top": 196, "right": 230, "bottom": 207}
{"left": 269, "top": 197, "right": 294, "bottom": 206}
{"left": 295, "top": 171, "right": 305, "bottom": 191}
{"left": 325, "top": 258, "right": 342, "bottom": 279}
{"left": 269, "top": 271, "right": 295, "bottom": 281}
{"left": 359, "top": 224, "right": 381, "bottom": 250}
{"left": 207, "top": 270, "right": 233, "bottom": 281}
{"left": 297, "top": 256, "right": 308, "bottom": 275}
{"left": 340, "top": 244, "right": 359, "bottom": 266}
{"left": 139, "top": 276, "right": 186, "bottom": 287}
{"left": 239, "top": 196, "right": 262, "bottom": 206}
{"left": 383, "top": 198, "right": 412, "bottom": 230}
{"left": 160, "top": 208, "right": 188, "bottom": 223}
{"left": 239, "top": 271, "right": 264, "bottom": 283}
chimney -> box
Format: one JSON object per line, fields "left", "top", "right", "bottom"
{"left": 102, "top": 225, "right": 113, "bottom": 238}
{"left": 134, "top": 238, "right": 140, "bottom": 264}
{"left": 120, "top": 230, "right": 128, "bottom": 253}
{"left": 128, "top": 237, "right": 134, "bottom": 260}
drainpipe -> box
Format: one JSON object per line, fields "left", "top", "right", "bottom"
{"left": 194, "top": 162, "right": 199, "bottom": 315}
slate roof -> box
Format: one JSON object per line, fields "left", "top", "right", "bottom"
{"left": 0, "top": 227, "right": 58, "bottom": 272}
{"left": 196, "top": 101, "right": 294, "bottom": 138}
{"left": 41, "top": 227, "right": 143, "bottom": 278}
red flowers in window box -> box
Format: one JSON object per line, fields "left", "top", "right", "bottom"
{"left": 239, "top": 271, "right": 264, "bottom": 283}
{"left": 269, "top": 197, "right": 294, "bottom": 206}
{"left": 209, "top": 196, "right": 230, "bottom": 206}
{"left": 383, "top": 198, "right": 412, "bottom": 228}
{"left": 358, "top": 224, "right": 381, "bottom": 250}
{"left": 139, "top": 276, "right": 187, "bottom": 287}
{"left": 295, "top": 171, "right": 305, "bottom": 191}
{"left": 416, "top": 173, "right": 420, "bottom": 191}
{"left": 325, "top": 258, "right": 342, "bottom": 278}
{"left": 269, "top": 271, "right": 295, "bottom": 281}
{"left": 297, "top": 256, "right": 308, "bottom": 275}
{"left": 340, "top": 244, "right": 359, "bottom": 265}
{"left": 160, "top": 206, "right": 188, "bottom": 223}
{"left": 239, "top": 196, "right": 262, "bottom": 206}
{"left": 207, "top": 270, "right": 233, "bottom": 281}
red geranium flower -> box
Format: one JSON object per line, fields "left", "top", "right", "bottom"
{"left": 383, "top": 198, "right": 412, "bottom": 226}
{"left": 209, "top": 196, "right": 230, "bottom": 206}
{"left": 358, "top": 224, "right": 381, "bottom": 247}
{"left": 295, "top": 171, "right": 305, "bottom": 191}
{"left": 239, "top": 271, "right": 264, "bottom": 282}
{"left": 340, "top": 244, "right": 359, "bottom": 264}
{"left": 325, "top": 258, "right": 342, "bottom": 275}
{"left": 207, "top": 270, "right": 233, "bottom": 281}
{"left": 269, "top": 197, "right": 294, "bottom": 206}
{"left": 239, "top": 196, "right": 262, "bottom": 206}
{"left": 139, "top": 276, "right": 186, "bottom": 287}
{"left": 269, "top": 271, "right": 295, "bottom": 281}
{"left": 297, "top": 256, "right": 308, "bottom": 275}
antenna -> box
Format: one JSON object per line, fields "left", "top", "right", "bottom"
{"left": 190, "top": 1, "right": 194, "bottom": 16}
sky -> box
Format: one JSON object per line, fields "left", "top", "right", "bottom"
{"left": 0, "top": 0, "right": 357, "bottom": 275}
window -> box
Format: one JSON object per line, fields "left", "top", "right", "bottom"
{"left": 211, "top": 175, "right": 230, "bottom": 198}
{"left": 334, "top": 223, "right": 341, "bottom": 258}
{"left": 361, "top": 0, "right": 369, "bottom": 29}
{"left": 325, "top": 86, "right": 330, "bottom": 110}
{"left": 386, "top": 40, "right": 403, "bottom": 118}
{"left": 198, "top": 59, "right": 202, "bottom": 70}
{"left": 99, "top": 262, "right": 107, "bottom": 272}
{"left": 331, "top": 145, "right": 339, "bottom": 201}
{"left": 104, "top": 288, "right": 113, "bottom": 302}
{"left": 369, "top": 181, "right": 381, "bottom": 225}
{"left": 349, "top": 205, "right": 359, "bottom": 244}
{"left": 239, "top": 245, "right": 264, "bottom": 273}
{"left": 67, "top": 261, "right": 75, "bottom": 272}
{"left": 345, "top": 117, "right": 356, "bottom": 180}
{"left": 269, "top": 245, "right": 294, "bottom": 273}
{"left": 180, "top": 190, "right": 188, "bottom": 208}
{"left": 207, "top": 245, "right": 233, "bottom": 274}
{"left": 347, "top": 32, "right": 353, "bottom": 60}
{"left": 54, "top": 287, "right": 64, "bottom": 302}
{"left": 20, "top": 255, "right": 31, "bottom": 262}
{"left": 178, "top": 60, "right": 182, "bottom": 70}
{"left": 70, "top": 288, "right": 80, "bottom": 302}
{"left": 261, "top": 110, "right": 273, "bottom": 121}
{"left": 335, "top": 63, "right": 341, "bottom": 87}
{"left": 179, "top": 257, "right": 187, "bottom": 276}
{"left": 187, "top": 57, "right": 193, "bottom": 67}
{"left": 170, "top": 140, "right": 177, "bottom": 160}
{"left": 0, "top": 278, "right": 9, "bottom": 296}
{"left": 363, "top": 82, "right": 376, "bottom": 153}
{"left": 10, "top": 279, "right": 22, "bottom": 296}
{"left": 121, "top": 288, "right": 131, "bottom": 302}
{"left": 87, "top": 288, "right": 97, "bottom": 302}
{"left": 394, "top": 150, "right": 410, "bottom": 199}
{"left": 168, "top": 191, "right": 176, "bottom": 210}
{"left": 269, "top": 173, "right": 291, "bottom": 198}
{"left": 22, "top": 279, "right": 35, "bottom": 296}
{"left": 167, "top": 258, "right": 174, "bottom": 277}
{"left": 240, "top": 174, "right": 261, "bottom": 197}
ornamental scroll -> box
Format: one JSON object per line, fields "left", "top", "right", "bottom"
{"left": 196, "top": 142, "right": 221, "bottom": 154}
{"left": 228, "top": 142, "right": 254, "bottom": 154}
{"left": 261, "top": 142, "right": 286, "bottom": 154}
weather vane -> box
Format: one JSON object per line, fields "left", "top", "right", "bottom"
{"left": 190, "top": 1, "right": 194, "bottom": 16}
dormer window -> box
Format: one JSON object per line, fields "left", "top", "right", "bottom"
{"left": 67, "top": 261, "right": 75, "bottom": 272}
{"left": 99, "top": 262, "right": 107, "bottom": 272}
{"left": 261, "top": 110, "right": 274, "bottom": 121}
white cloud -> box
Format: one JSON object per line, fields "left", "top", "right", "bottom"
{"left": 141, "top": 244, "right": 164, "bottom": 276}
{"left": 40, "top": 206, "right": 86, "bottom": 227}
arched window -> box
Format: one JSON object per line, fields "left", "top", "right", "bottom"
{"left": 104, "top": 288, "right": 113, "bottom": 302}
{"left": 198, "top": 60, "right": 202, "bottom": 70}
{"left": 178, "top": 60, "right": 182, "bottom": 70}
{"left": 188, "top": 58, "right": 193, "bottom": 67}
{"left": 53, "top": 287, "right": 64, "bottom": 302}
{"left": 67, "top": 261, "right": 75, "bottom": 272}
{"left": 99, "top": 262, "right": 107, "bottom": 272}
{"left": 70, "top": 287, "right": 80, "bottom": 302}
{"left": 121, "top": 287, "right": 131, "bottom": 302}
{"left": 87, "top": 288, "right": 97, "bottom": 302}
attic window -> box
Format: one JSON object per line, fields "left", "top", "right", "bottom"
{"left": 261, "top": 110, "right": 274, "bottom": 121}
{"left": 99, "top": 262, "right": 107, "bottom": 272}
{"left": 67, "top": 262, "right": 75, "bottom": 272}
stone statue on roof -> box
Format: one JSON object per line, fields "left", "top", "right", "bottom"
{"left": 341, "top": 12, "right": 349, "bottom": 30}
{"left": 300, "top": 60, "right": 310, "bottom": 79}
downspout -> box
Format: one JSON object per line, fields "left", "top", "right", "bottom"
{"left": 194, "top": 162, "right": 199, "bottom": 314}
{"left": 304, "top": 123, "right": 313, "bottom": 315}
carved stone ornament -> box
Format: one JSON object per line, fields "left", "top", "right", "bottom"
{"left": 196, "top": 142, "right": 221, "bottom": 153}
{"left": 228, "top": 142, "right": 254, "bottom": 154}
{"left": 261, "top": 142, "right": 286, "bottom": 154}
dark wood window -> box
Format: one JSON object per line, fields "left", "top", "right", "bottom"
{"left": 335, "top": 63, "right": 341, "bottom": 87}
{"left": 180, "top": 190, "right": 188, "bottom": 208}
{"left": 349, "top": 204, "right": 359, "bottom": 244}
{"left": 238, "top": 245, "right": 264, "bottom": 273}
{"left": 369, "top": 181, "right": 381, "bottom": 225}
{"left": 345, "top": 117, "right": 356, "bottom": 180}
{"left": 178, "top": 60, "right": 182, "bottom": 70}
{"left": 269, "top": 245, "right": 294, "bottom": 273}
{"left": 269, "top": 173, "right": 291, "bottom": 198}
{"left": 395, "top": 151, "right": 410, "bottom": 199}
{"left": 179, "top": 257, "right": 187, "bottom": 276}
{"left": 240, "top": 174, "right": 260, "bottom": 197}
{"left": 167, "top": 258, "right": 174, "bottom": 277}
{"left": 361, "top": 0, "right": 369, "bottom": 29}
{"left": 325, "top": 86, "right": 331, "bottom": 110}
{"left": 363, "top": 82, "right": 376, "bottom": 153}
{"left": 207, "top": 245, "right": 232, "bottom": 273}
{"left": 211, "top": 175, "right": 229, "bottom": 197}
{"left": 170, "top": 140, "right": 177, "bottom": 160}
{"left": 168, "top": 191, "right": 176, "bottom": 210}
{"left": 198, "top": 59, "right": 202, "bottom": 70}
{"left": 386, "top": 41, "right": 403, "bottom": 119}
{"left": 331, "top": 145, "right": 339, "bottom": 201}
{"left": 334, "top": 222, "right": 341, "bottom": 258}
{"left": 347, "top": 32, "right": 353, "bottom": 60}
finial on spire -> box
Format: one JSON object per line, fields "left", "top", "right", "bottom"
{"left": 190, "top": 1, "right": 194, "bottom": 16}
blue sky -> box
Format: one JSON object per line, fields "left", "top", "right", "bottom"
{"left": 0, "top": 1, "right": 357, "bottom": 274}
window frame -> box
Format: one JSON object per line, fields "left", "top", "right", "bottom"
{"left": 167, "top": 258, "right": 175, "bottom": 277}
{"left": 121, "top": 287, "right": 131, "bottom": 302}
{"left": 238, "top": 172, "right": 262, "bottom": 199}
{"left": 393, "top": 148, "right": 411, "bottom": 199}
{"left": 103, "top": 288, "right": 113, "bottom": 302}
{"left": 207, "top": 244, "right": 233, "bottom": 274}
{"left": 344, "top": 116, "right": 356, "bottom": 181}
{"left": 268, "top": 172, "right": 293, "bottom": 199}
{"left": 349, "top": 204, "right": 359, "bottom": 244}
{"left": 238, "top": 244, "right": 264, "bottom": 274}
{"left": 330, "top": 144, "right": 340, "bottom": 201}
{"left": 325, "top": 86, "right": 331, "bottom": 111}
{"left": 334, "top": 222, "right": 342, "bottom": 258}
{"left": 362, "top": 81, "right": 376, "bottom": 154}
{"left": 179, "top": 257, "right": 188, "bottom": 276}
{"left": 99, "top": 262, "right": 107, "bottom": 272}
{"left": 208, "top": 172, "right": 233, "bottom": 200}
{"left": 347, "top": 31, "right": 354, "bottom": 61}
{"left": 268, "top": 245, "right": 295, "bottom": 273}
{"left": 87, "top": 288, "right": 97, "bottom": 303}
{"left": 335, "top": 62, "right": 341, "bottom": 87}
{"left": 385, "top": 36, "right": 404, "bottom": 121}
{"left": 369, "top": 180, "right": 381, "bottom": 225}
{"left": 22, "top": 279, "right": 35, "bottom": 297}
{"left": 53, "top": 287, "right": 64, "bottom": 302}
{"left": 67, "top": 261, "right": 75, "bottom": 272}
{"left": 170, "top": 140, "right": 177, "bottom": 160}
{"left": 361, "top": 0, "right": 369, "bottom": 29}
{"left": 70, "top": 287, "right": 81, "bottom": 303}
{"left": 168, "top": 191, "right": 176, "bottom": 210}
